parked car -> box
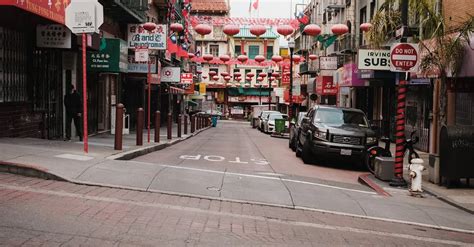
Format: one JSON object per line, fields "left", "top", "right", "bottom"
{"left": 257, "top": 110, "right": 278, "bottom": 131}
{"left": 251, "top": 105, "right": 276, "bottom": 128}
{"left": 296, "top": 105, "right": 378, "bottom": 165}
{"left": 289, "top": 111, "right": 307, "bottom": 151}
{"left": 204, "top": 109, "right": 223, "bottom": 118}
{"left": 263, "top": 112, "right": 289, "bottom": 134}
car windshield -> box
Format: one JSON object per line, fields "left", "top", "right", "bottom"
{"left": 314, "top": 108, "right": 368, "bottom": 127}
{"left": 262, "top": 111, "right": 276, "bottom": 119}
{"left": 269, "top": 114, "right": 288, "bottom": 121}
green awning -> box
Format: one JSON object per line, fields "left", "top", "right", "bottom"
{"left": 227, "top": 87, "right": 272, "bottom": 96}
{"left": 187, "top": 100, "right": 198, "bottom": 106}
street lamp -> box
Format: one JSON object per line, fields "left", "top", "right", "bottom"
{"left": 288, "top": 38, "right": 295, "bottom": 120}
{"left": 267, "top": 67, "right": 273, "bottom": 110}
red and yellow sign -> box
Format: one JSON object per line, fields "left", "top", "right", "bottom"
{"left": 316, "top": 76, "right": 337, "bottom": 95}
{"left": 1, "top": 0, "right": 70, "bottom": 24}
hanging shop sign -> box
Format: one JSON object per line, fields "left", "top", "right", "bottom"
{"left": 341, "top": 63, "right": 365, "bottom": 86}
{"left": 358, "top": 49, "right": 390, "bottom": 70}
{"left": 319, "top": 56, "right": 338, "bottom": 70}
{"left": 127, "top": 24, "right": 167, "bottom": 50}
{"left": 316, "top": 76, "right": 337, "bottom": 95}
{"left": 199, "top": 83, "right": 207, "bottom": 95}
{"left": 161, "top": 67, "right": 181, "bottom": 82}
{"left": 127, "top": 55, "right": 157, "bottom": 73}
{"left": 87, "top": 38, "right": 128, "bottom": 73}
{"left": 36, "top": 24, "right": 71, "bottom": 48}
{"left": 281, "top": 64, "right": 290, "bottom": 85}
{"left": 180, "top": 73, "right": 193, "bottom": 84}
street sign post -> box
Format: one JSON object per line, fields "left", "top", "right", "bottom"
{"left": 390, "top": 43, "right": 419, "bottom": 72}
{"left": 65, "top": 0, "right": 104, "bottom": 153}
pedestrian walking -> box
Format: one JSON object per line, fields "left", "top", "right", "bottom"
{"left": 64, "top": 84, "right": 83, "bottom": 141}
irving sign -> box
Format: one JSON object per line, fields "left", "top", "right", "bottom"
{"left": 357, "top": 49, "right": 390, "bottom": 71}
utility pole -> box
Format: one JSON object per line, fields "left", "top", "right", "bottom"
{"left": 390, "top": 0, "right": 409, "bottom": 187}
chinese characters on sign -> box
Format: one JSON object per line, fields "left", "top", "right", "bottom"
{"left": 88, "top": 38, "right": 128, "bottom": 73}
{"left": 127, "top": 24, "right": 167, "bottom": 50}
{"left": 36, "top": 24, "right": 71, "bottom": 48}
{"left": 316, "top": 76, "right": 337, "bottom": 95}
{"left": 281, "top": 64, "right": 290, "bottom": 85}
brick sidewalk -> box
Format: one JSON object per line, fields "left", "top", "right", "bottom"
{"left": 0, "top": 173, "right": 472, "bottom": 246}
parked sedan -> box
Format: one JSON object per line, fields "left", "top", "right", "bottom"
{"left": 263, "top": 112, "right": 289, "bottom": 134}
{"left": 296, "top": 105, "right": 378, "bottom": 165}
{"left": 257, "top": 110, "right": 278, "bottom": 131}
{"left": 289, "top": 111, "right": 307, "bottom": 151}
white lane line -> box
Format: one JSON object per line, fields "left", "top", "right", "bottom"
{"left": 135, "top": 162, "right": 376, "bottom": 195}
{"left": 1, "top": 183, "right": 472, "bottom": 245}
{"left": 55, "top": 154, "right": 94, "bottom": 161}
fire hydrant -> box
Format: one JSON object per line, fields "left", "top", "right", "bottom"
{"left": 409, "top": 158, "right": 425, "bottom": 194}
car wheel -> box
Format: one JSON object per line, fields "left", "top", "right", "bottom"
{"left": 301, "top": 138, "right": 313, "bottom": 164}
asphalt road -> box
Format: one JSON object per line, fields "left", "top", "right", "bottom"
{"left": 1, "top": 173, "right": 473, "bottom": 246}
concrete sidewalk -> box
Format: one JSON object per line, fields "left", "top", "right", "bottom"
{"left": 361, "top": 142, "right": 474, "bottom": 214}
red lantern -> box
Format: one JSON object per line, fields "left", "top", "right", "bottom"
{"left": 262, "top": 84, "right": 269, "bottom": 88}
{"left": 360, "top": 23, "right": 373, "bottom": 32}
{"left": 250, "top": 25, "right": 266, "bottom": 37}
{"left": 202, "top": 75, "right": 208, "bottom": 79}
{"left": 188, "top": 53, "right": 195, "bottom": 59}
{"left": 208, "top": 71, "right": 217, "bottom": 76}
{"left": 212, "top": 75, "right": 219, "bottom": 81}
{"left": 269, "top": 77, "right": 274, "bottom": 82}
{"left": 244, "top": 83, "right": 250, "bottom": 88}
{"left": 233, "top": 72, "right": 241, "bottom": 77}
{"left": 331, "top": 24, "right": 349, "bottom": 36}
{"left": 257, "top": 77, "right": 264, "bottom": 82}
{"left": 254, "top": 55, "right": 265, "bottom": 64}
{"left": 196, "top": 70, "right": 202, "bottom": 74}
{"left": 195, "top": 24, "right": 212, "bottom": 36}
{"left": 220, "top": 72, "right": 229, "bottom": 77}
{"left": 143, "top": 22, "right": 156, "bottom": 32}
{"left": 259, "top": 72, "right": 267, "bottom": 78}
{"left": 271, "top": 55, "right": 283, "bottom": 63}
{"left": 292, "top": 55, "right": 301, "bottom": 64}
{"left": 247, "top": 73, "right": 255, "bottom": 78}
{"left": 271, "top": 82, "right": 277, "bottom": 87}
{"left": 203, "top": 54, "right": 214, "bottom": 62}
{"left": 235, "top": 77, "right": 241, "bottom": 82}
{"left": 308, "top": 54, "right": 318, "bottom": 60}
{"left": 170, "top": 23, "right": 184, "bottom": 33}
{"left": 224, "top": 76, "right": 231, "bottom": 81}
{"left": 223, "top": 24, "right": 240, "bottom": 36}
{"left": 277, "top": 25, "right": 294, "bottom": 37}
{"left": 303, "top": 24, "right": 322, "bottom": 36}
{"left": 272, "top": 72, "right": 280, "bottom": 78}
{"left": 237, "top": 55, "right": 248, "bottom": 63}
{"left": 219, "top": 55, "right": 230, "bottom": 62}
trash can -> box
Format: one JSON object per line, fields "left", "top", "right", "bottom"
{"left": 211, "top": 116, "right": 218, "bottom": 127}
{"left": 275, "top": 119, "right": 285, "bottom": 134}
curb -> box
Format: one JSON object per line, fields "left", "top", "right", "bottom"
{"left": 420, "top": 185, "right": 474, "bottom": 215}
{"left": 358, "top": 173, "right": 391, "bottom": 197}
{"left": 0, "top": 126, "right": 211, "bottom": 180}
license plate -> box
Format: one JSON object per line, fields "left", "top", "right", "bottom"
{"left": 340, "top": 149, "right": 352, "bottom": 156}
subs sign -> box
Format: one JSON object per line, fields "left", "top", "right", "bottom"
{"left": 390, "top": 43, "right": 419, "bottom": 72}
{"left": 357, "top": 49, "right": 390, "bottom": 71}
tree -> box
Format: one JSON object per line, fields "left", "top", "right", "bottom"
{"left": 366, "top": 0, "right": 474, "bottom": 138}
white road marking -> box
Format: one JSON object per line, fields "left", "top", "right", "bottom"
{"left": 152, "top": 163, "right": 376, "bottom": 195}
{"left": 55, "top": 154, "right": 94, "bottom": 161}
{"left": 179, "top": 155, "right": 201, "bottom": 160}
{"left": 179, "top": 154, "right": 268, "bottom": 165}
{"left": 229, "top": 157, "right": 248, "bottom": 164}
{"left": 203, "top": 155, "right": 225, "bottom": 162}
{"left": 1, "top": 183, "right": 472, "bottom": 244}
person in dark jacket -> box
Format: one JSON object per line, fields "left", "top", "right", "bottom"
{"left": 64, "top": 84, "right": 83, "bottom": 141}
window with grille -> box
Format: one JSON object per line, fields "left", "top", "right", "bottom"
{"left": 209, "top": 45, "right": 219, "bottom": 57}
{"left": 266, "top": 46, "right": 273, "bottom": 59}
{"left": 0, "top": 27, "right": 28, "bottom": 103}
{"left": 235, "top": 45, "right": 241, "bottom": 56}
{"left": 248, "top": 45, "right": 259, "bottom": 59}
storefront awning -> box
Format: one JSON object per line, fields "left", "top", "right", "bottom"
{"left": 169, "top": 86, "right": 185, "bottom": 94}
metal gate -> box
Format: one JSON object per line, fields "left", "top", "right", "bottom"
{"left": 32, "top": 49, "right": 63, "bottom": 139}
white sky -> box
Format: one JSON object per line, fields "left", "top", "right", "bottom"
{"left": 228, "top": 0, "right": 311, "bottom": 46}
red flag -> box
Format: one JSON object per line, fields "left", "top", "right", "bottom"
{"left": 252, "top": 0, "right": 259, "bottom": 10}
{"left": 177, "top": 46, "right": 188, "bottom": 58}
{"left": 167, "top": 37, "right": 178, "bottom": 54}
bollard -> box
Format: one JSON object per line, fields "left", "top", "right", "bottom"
{"left": 196, "top": 116, "right": 200, "bottom": 130}
{"left": 177, "top": 114, "right": 182, "bottom": 138}
{"left": 154, "top": 111, "right": 160, "bottom": 143}
{"left": 167, "top": 113, "right": 172, "bottom": 140}
{"left": 114, "top": 103, "right": 124, "bottom": 150}
{"left": 184, "top": 114, "right": 188, "bottom": 135}
{"left": 136, "top": 108, "right": 144, "bottom": 146}
{"left": 190, "top": 115, "right": 195, "bottom": 133}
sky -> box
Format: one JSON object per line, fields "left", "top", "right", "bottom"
{"left": 228, "top": 0, "right": 311, "bottom": 46}
{"left": 228, "top": 0, "right": 310, "bottom": 19}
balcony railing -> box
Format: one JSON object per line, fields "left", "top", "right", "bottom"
{"left": 334, "top": 34, "right": 359, "bottom": 53}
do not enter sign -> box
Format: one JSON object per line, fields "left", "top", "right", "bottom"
{"left": 390, "top": 43, "right": 419, "bottom": 72}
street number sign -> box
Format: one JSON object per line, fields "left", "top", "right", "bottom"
{"left": 65, "top": 0, "right": 104, "bottom": 34}
{"left": 390, "top": 43, "right": 419, "bottom": 72}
